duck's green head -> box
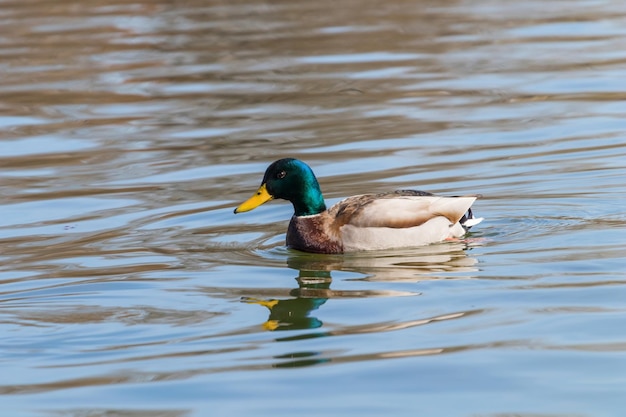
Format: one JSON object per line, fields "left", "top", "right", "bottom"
{"left": 234, "top": 158, "right": 327, "bottom": 217}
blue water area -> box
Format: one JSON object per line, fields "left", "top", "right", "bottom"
{"left": 1, "top": 0, "right": 625, "bottom": 416}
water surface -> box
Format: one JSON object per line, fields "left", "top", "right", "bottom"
{"left": 1, "top": 0, "right": 625, "bottom": 416}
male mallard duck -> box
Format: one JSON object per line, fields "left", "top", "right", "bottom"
{"left": 234, "top": 158, "right": 483, "bottom": 253}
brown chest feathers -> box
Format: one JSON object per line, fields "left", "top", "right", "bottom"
{"left": 286, "top": 213, "right": 343, "bottom": 254}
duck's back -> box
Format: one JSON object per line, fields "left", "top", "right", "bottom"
{"left": 330, "top": 191, "right": 480, "bottom": 252}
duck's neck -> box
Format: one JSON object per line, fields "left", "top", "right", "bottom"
{"left": 292, "top": 185, "right": 326, "bottom": 217}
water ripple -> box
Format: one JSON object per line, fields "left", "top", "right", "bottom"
{"left": 1, "top": 0, "right": 626, "bottom": 415}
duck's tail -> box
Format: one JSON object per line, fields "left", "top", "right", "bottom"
{"left": 460, "top": 207, "right": 484, "bottom": 231}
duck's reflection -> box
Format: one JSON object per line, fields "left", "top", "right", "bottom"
{"left": 243, "top": 242, "right": 480, "bottom": 331}
{"left": 242, "top": 271, "right": 331, "bottom": 331}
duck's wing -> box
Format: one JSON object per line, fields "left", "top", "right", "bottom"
{"left": 330, "top": 191, "right": 479, "bottom": 229}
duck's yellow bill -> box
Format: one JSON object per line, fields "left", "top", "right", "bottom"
{"left": 241, "top": 297, "right": 279, "bottom": 310}
{"left": 234, "top": 183, "right": 273, "bottom": 213}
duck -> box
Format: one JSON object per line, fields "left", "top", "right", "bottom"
{"left": 234, "top": 158, "right": 483, "bottom": 254}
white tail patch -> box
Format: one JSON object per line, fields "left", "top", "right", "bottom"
{"left": 462, "top": 217, "right": 484, "bottom": 228}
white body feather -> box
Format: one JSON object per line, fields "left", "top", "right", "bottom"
{"left": 340, "top": 217, "right": 465, "bottom": 251}
{"left": 334, "top": 195, "right": 482, "bottom": 251}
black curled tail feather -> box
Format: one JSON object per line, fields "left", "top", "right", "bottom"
{"left": 460, "top": 207, "right": 483, "bottom": 231}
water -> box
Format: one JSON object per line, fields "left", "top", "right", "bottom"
{"left": 1, "top": 0, "right": 625, "bottom": 416}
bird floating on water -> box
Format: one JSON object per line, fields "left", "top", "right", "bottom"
{"left": 234, "top": 158, "right": 483, "bottom": 254}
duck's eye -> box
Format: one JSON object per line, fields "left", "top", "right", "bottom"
{"left": 276, "top": 170, "right": 287, "bottom": 179}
